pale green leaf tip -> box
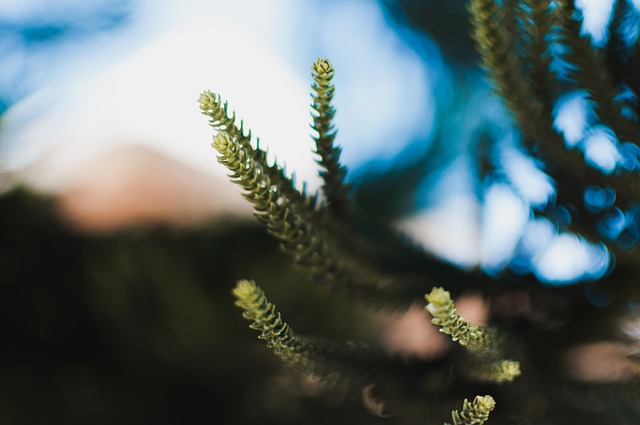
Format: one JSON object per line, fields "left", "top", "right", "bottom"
{"left": 312, "top": 58, "right": 333, "bottom": 75}
{"left": 475, "top": 395, "right": 496, "bottom": 411}
{"left": 212, "top": 131, "right": 232, "bottom": 151}
{"left": 425, "top": 286, "right": 450, "bottom": 305}
{"left": 198, "top": 90, "right": 216, "bottom": 110}
{"left": 233, "top": 279, "right": 256, "bottom": 300}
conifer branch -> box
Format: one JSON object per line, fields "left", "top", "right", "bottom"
{"left": 213, "top": 132, "right": 424, "bottom": 306}
{"left": 445, "top": 395, "right": 496, "bottom": 425}
{"left": 233, "top": 279, "right": 303, "bottom": 364}
{"left": 425, "top": 287, "right": 521, "bottom": 384}
{"left": 554, "top": 0, "right": 638, "bottom": 145}
{"left": 198, "top": 91, "right": 316, "bottom": 210}
{"left": 468, "top": 0, "right": 640, "bottom": 245}
{"left": 199, "top": 88, "right": 426, "bottom": 283}
{"left": 233, "top": 279, "right": 348, "bottom": 379}
{"left": 310, "top": 58, "right": 351, "bottom": 218}
{"left": 310, "top": 60, "right": 456, "bottom": 280}
{"left": 212, "top": 131, "right": 341, "bottom": 283}
{"left": 606, "top": 0, "right": 635, "bottom": 84}
{"left": 425, "top": 287, "right": 498, "bottom": 353}
{"left": 518, "top": 0, "right": 556, "bottom": 110}
{"left": 232, "top": 280, "right": 422, "bottom": 382}
{"left": 468, "top": 0, "right": 591, "bottom": 209}
{"left": 468, "top": 0, "right": 553, "bottom": 143}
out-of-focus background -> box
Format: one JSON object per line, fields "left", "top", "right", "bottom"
{"left": 0, "top": 0, "right": 629, "bottom": 424}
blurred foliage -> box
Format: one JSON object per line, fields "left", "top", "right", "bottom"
{"left": 379, "top": 0, "right": 477, "bottom": 64}
{"left": 0, "top": 189, "right": 384, "bottom": 425}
